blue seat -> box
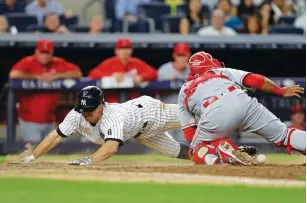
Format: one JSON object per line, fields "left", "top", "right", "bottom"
{"left": 190, "top": 23, "right": 203, "bottom": 33}
{"left": 69, "top": 25, "right": 89, "bottom": 33}
{"left": 139, "top": 3, "right": 170, "bottom": 31}
{"left": 59, "top": 14, "right": 79, "bottom": 27}
{"left": 177, "top": 3, "right": 210, "bottom": 16}
{"left": 269, "top": 25, "right": 304, "bottom": 35}
{"left": 5, "top": 13, "right": 38, "bottom": 32}
{"left": 161, "top": 14, "right": 182, "bottom": 33}
{"left": 120, "top": 19, "right": 153, "bottom": 33}
{"left": 25, "top": 24, "right": 44, "bottom": 32}
{"left": 279, "top": 16, "right": 296, "bottom": 25}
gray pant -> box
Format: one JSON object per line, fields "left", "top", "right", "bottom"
{"left": 191, "top": 91, "right": 306, "bottom": 152}
{"left": 19, "top": 119, "right": 55, "bottom": 143}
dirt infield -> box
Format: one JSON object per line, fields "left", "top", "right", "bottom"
{"left": 0, "top": 159, "right": 305, "bottom": 187}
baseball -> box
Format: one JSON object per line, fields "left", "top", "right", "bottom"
{"left": 257, "top": 154, "right": 266, "bottom": 164}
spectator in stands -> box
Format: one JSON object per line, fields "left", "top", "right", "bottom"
{"left": 158, "top": 42, "right": 190, "bottom": 102}
{"left": 88, "top": 38, "right": 157, "bottom": 102}
{"left": 243, "top": 15, "right": 264, "bottom": 34}
{"left": 179, "top": 0, "right": 207, "bottom": 34}
{"left": 42, "top": 13, "right": 69, "bottom": 34}
{"left": 9, "top": 39, "right": 82, "bottom": 143}
{"left": 115, "top": 0, "right": 151, "bottom": 23}
{"left": 271, "top": 0, "right": 296, "bottom": 24}
{"left": 0, "top": 0, "right": 25, "bottom": 14}
{"left": 258, "top": 1, "right": 274, "bottom": 34}
{"left": 233, "top": 0, "right": 257, "bottom": 18}
{"left": 0, "top": 15, "right": 9, "bottom": 33}
{"left": 25, "top": 0, "right": 65, "bottom": 25}
{"left": 288, "top": 104, "right": 306, "bottom": 131}
{"left": 89, "top": 15, "right": 104, "bottom": 34}
{"left": 198, "top": 9, "right": 237, "bottom": 36}
{"left": 294, "top": 14, "right": 306, "bottom": 33}
{"left": 165, "top": 0, "right": 184, "bottom": 15}
{"left": 217, "top": 0, "right": 243, "bottom": 28}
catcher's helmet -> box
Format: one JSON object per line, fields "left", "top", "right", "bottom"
{"left": 76, "top": 86, "right": 104, "bottom": 112}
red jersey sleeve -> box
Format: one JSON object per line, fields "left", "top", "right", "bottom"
{"left": 88, "top": 59, "right": 115, "bottom": 79}
{"left": 134, "top": 58, "right": 157, "bottom": 81}
{"left": 61, "top": 59, "right": 80, "bottom": 71}
{"left": 183, "top": 126, "right": 197, "bottom": 142}
{"left": 10, "top": 57, "right": 31, "bottom": 73}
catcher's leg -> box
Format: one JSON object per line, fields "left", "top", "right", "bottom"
{"left": 189, "top": 139, "right": 257, "bottom": 165}
{"left": 241, "top": 97, "right": 306, "bottom": 155}
{"left": 136, "top": 132, "right": 189, "bottom": 159}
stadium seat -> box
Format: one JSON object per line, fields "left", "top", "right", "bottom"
{"left": 161, "top": 14, "right": 182, "bottom": 33}
{"left": 190, "top": 23, "right": 203, "bottom": 33}
{"left": 176, "top": 3, "right": 210, "bottom": 16}
{"left": 269, "top": 25, "right": 304, "bottom": 35}
{"left": 25, "top": 25, "right": 44, "bottom": 32}
{"left": 120, "top": 19, "right": 154, "bottom": 33}
{"left": 139, "top": 3, "right": 171, "bottom": 31}
{"left": 59, "top": 14, "right": 79, "bottom": 27}
{"left": 5, "top": 13, "right": 38, "bottom": 32}
{"left": 69, "top": 25, "right": 89, "bottom": 33}
{"left": 278, "top": 16, "right": 296, "bottom": 25}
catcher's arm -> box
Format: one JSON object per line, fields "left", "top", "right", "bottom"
{"left": 20, "top": 130, "right": 63, "bottom": 163}
{"left": 243, "top": 74, "right": 304, "bottom": 97}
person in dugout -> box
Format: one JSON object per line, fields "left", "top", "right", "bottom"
{"left": 288, "top": 104, "right": 305, "bottom": 131}
{"left": 88, "top": 38, "right": 157, "bottom": 102}
{"left": 9, "top": 39, "right": 82, "bottom": 143}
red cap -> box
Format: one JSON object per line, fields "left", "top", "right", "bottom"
{"left": 173, "top": 43, "right": 190, "bottom": 56}
{"left": 291, "top": 104, "right": 305, "bottom": 114}
{"left": 36, "top": 39, "right": 54, "bottom": 52}
{"left": 115, "top": 38, "right": 132, "bottom": 48}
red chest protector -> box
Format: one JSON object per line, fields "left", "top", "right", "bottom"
{"left": 184, "top": 71, "right": 229, "bottom": 111}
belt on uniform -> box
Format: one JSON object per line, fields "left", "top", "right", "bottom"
{"left": 203, "top": 85, "right": 239, "bottom": 108}
{"left": 134, "top": 122, "right": 148, "bottom": 138}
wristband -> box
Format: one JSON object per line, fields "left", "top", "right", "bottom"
{"left": 272, "top": 84, "right": 285, "bottom": 96}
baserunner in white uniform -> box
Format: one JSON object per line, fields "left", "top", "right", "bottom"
{"left": 19, "top": 86, "right": 190, "bottom": 165}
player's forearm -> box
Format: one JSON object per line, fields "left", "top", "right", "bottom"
{"left": 32, "top": 130, "right": 63, "bottom": 159}
{"left": 55, "top": 70, "right": 82, "bottom": 79}
{"left": 260, "top": 78, "right": 285, "bottom": 96}
{"left": 9, "top": 71, "right": 37, "bottom": 79}
{"left": 242, "top": 74, "right": 285, "bottom": 96}
{"left": 89, "top": 141, "right": 119, "bottom": 163}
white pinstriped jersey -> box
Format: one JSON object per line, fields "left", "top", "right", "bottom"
{"left": 57, "top": 96, "right": 181, "bottom": 147}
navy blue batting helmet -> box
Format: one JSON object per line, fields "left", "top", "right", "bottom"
{"left": 77, "top": 86, "right": 104, "bottom": 112}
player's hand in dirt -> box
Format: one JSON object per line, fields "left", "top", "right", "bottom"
{"left": 283, "top": 85, "right": 304, "bottom": 98}
{"left": 69, "top": 157, "right": 92, "bottom": 166}
{"left": 5, "top": 144, "right": 35, "bottom": 164}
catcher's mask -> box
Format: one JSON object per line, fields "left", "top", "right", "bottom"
{"left": 188, "top": 51, "right": 225, "bottom": 75}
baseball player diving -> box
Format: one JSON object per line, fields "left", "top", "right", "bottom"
{"left": 18, "top": 86, "right": 190, "bottom": 165}
{"left": 179, "top": 51, "right": 306, "bottom": 165}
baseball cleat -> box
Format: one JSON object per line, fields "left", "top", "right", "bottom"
{"left": 238, "top": 145, "right": 258, "bottom": 157}
{"left": 217, "top": 141, "right": 258, "bottom": 165}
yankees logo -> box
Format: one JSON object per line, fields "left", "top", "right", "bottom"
{"left": 81, "top": 99, "right": 86, "bottom": 106}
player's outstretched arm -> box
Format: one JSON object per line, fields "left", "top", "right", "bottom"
{"left": 242, "top": 74, "right": 304, "bottom": 97}
{"left": 18, "top": 130, "right": 63, "bottom": 163}
{"left": 69, "top": 140, "right": 119, "bottom": 166}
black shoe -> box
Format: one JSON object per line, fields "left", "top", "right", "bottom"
{"left": 238, "top": 145, "right": 258, "bottom": 157}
